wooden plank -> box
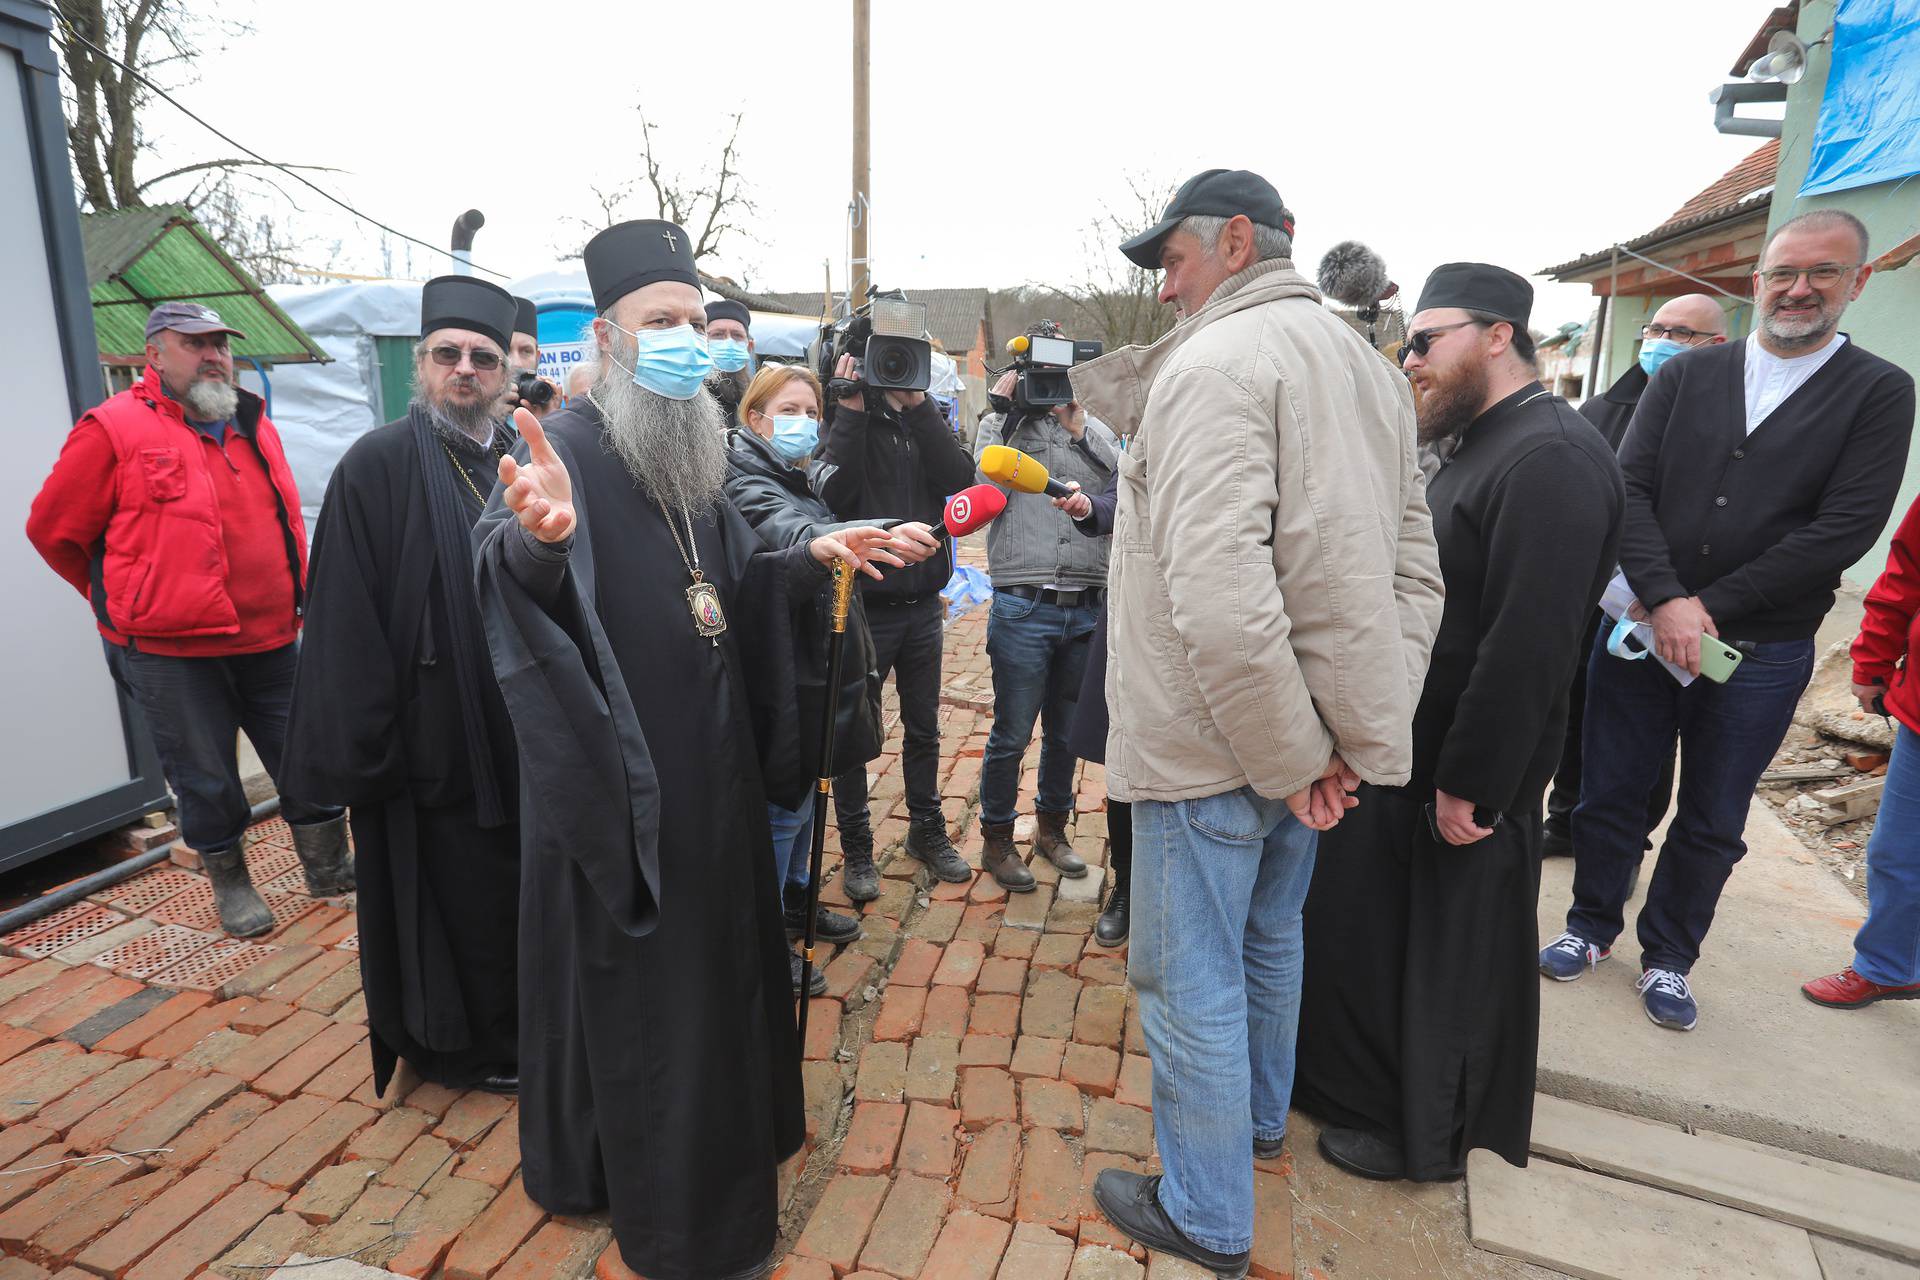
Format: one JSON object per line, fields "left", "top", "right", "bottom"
{"left": 1530, "top": 1094, "right": 1920, "bottom": 1260}
{"left": 1468, "top": 1150, "right": 1822, "bottom": 1280}
{"left": 1811, "top": 777, "right": 1886, "bottom": 819}
{"left": 1811, "top": 1237, "right": 1920, "bottom": 1279}
{"left": 1760, "top": 764, "right": 1855, "bottom": 784}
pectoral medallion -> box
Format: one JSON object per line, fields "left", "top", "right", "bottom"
{"left": 686, "top": 575, "right": 728, "bottom": 640}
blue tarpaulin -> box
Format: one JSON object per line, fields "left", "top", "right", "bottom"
{"left": 1799, "top": 0, "right": 1920, "bottom": 198}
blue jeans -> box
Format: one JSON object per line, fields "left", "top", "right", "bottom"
{"left": 768, "top": 792, "right": 816, "bottom": 893}
{"left": 1569, "top": 623, "right": 1815, "bottom": 973}
{"left": 1855, "top": 722, "right": 1920, "bottom": 986}
{"left": 979, "top": 591, "right": 1098, "bottom": 826}
{"left": 1130, "top": 787, "right": 1317, "bottom": 1254}
{"left": 107, "top": 640, "right": 341, "bottom": 853}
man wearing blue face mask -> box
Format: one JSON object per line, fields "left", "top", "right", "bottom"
{"left": 705, "top": 299, "right": 756, "bottom": 423}
{"left": 1540, "top": 294, "right": 1727, "bottom": 863}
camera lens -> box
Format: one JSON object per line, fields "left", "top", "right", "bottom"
{"left": 874, "top": 345, "right": 912, "bottom": 385}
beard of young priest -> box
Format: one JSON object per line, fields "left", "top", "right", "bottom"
{"left": 472, "top": 218, "right": 822, "bottom": 1280}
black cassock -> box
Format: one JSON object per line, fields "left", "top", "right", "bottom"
{"left": 472, "top": 401, "right": 807, "bottom": 1280}
{"left": 283, "top": 416, "right": 520, "bottom": 1095}
{"left": 1295, "top": 384, "right": 1623, "bottom": 1179}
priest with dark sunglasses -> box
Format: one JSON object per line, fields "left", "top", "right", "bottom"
{"left": 1296, "top": 263, "right": 1623, "bottom": 1184}
{"left": 284, "top": 275, "right": 528, "bottom": 1099}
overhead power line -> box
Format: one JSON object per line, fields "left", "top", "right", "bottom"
{"left": 47, "top": 11, "right": 508, "bottom": 279}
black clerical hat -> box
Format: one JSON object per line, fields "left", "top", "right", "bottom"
{"left": 1415, "top": 263, "right": 1533, "bottom": 328}
{"left": 583, "top": 220, "right": 701, "bottom": 311}
{"left": 706, "top": 299, "right": 751, "bottom": 331}
{"left": 420, "top": 275, "right": 517, "bottom": 350}
{"left": 1120, "top": 169, "right": 1296, "bottom": 269}
{"left": 513, "top": 296, "right": 538, "bottom": 341}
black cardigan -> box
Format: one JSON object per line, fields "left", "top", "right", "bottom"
{"left": 1616, "top": 337, "right": 1915, "bottom": 642}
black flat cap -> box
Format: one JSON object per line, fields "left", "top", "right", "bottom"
{"left": 1415, "top": 262, "right": 1533, "bottom": 329}
{"left": 583, "top": 219, "right": 701, "bottom": 311}
{"left": 706, "top": 299, "right": 751, "bottom": 330}
{"left": 420, "top": 275, "right": 517, "bottom": 350}
{"left": 1120, "top": 169, "right": 1296, "bottom": 269}
{"left": 513, "top": 296, "right": 538, "bottom": 341}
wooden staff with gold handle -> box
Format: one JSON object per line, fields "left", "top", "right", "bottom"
{"left": 796, "top": 558, "right": 858, "bottom": 1048}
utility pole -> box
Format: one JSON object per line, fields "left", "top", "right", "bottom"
{"left": 850, "top": 0, "right": 871, "bottom": 307}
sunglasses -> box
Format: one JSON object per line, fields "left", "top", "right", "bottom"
{"left": 428, "top": 344, "right": 504, "bottom": 371}
{"left": 1400, "top": 320, "right": 1480, "bottom": 364}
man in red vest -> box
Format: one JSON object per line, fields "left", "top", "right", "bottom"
{"left": 27, "top": 302, "right": 350, "bottom": 935}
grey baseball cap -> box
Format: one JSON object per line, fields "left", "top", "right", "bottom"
{"left": 145, "top": 301, "right": 247, "bottom": 341}
{"left": 1120, "top": 169, "right": 1296, "bottom": 269}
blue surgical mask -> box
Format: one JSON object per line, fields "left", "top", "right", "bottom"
{"left": 1638, "top": 337, "right": 1687, "bottom": 378}
{"left": 607, "top": 322, "right": 713, "bottom": 400}
{"left": 710, "top": 338, "right": 750, "bottom": 372}
{"left": 768, "top": 414, "right": 819, "bottom": 463}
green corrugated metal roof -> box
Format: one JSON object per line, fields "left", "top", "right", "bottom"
{"left": 79, "top": 204, "right": 329, "bottom": 366}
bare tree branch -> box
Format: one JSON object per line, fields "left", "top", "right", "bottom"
{"left": 135, "top": 157, "right": 340, "bottom": 195}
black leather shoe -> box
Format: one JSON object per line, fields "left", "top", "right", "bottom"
{"left": 476, "top": 1073, "right": 518, "bottom": 1095}
{"left": 784, "top": 895, "right": 862, "bottom": 945}
{"left": 1540, "top": 824, "right": 1573, "bottom": 858}
{"left": 1253, "top": 1135, "right": 1285, "bottom": 1161}
{"left": 791, "top": 950, "right": 827, "bottom": 997}
{"left": 1317, "top": 1126, "right": 1406, "bottom": 1181}
{"left": 1092, "top": 1169, "right": 1249, "bottom": 1279}
{"left": 905, "top": 817, "right": 973, "bottom": 884}
{"left": 839, "top": 826, "right": 881, "bottom": 903}
{"left": 1094, "top": 880, "right": 1129, "bottom": 948}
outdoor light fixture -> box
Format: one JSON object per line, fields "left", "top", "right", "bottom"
{"left": 1748, "top": 30, "right": 1810, "bottom": 85}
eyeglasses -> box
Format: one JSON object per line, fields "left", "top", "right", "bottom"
{"left": 1640, "top": 324, "right": 1720, "bottom": 344}
{"left": 428, "top": 344, "right": 504, "bottom": 371}
{"left": 1401, "top": 320, "right": 1480, "bottom": 363}
{"left": 1757, "top": 264, "right": 1855, "bottom": 290}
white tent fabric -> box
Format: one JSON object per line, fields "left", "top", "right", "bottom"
{"left": 265, "top": 279, "right": 424, "bottom": 532}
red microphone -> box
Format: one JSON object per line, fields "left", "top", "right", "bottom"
{"left": 943, "top": 485, "right": 1007, "bottom": 536}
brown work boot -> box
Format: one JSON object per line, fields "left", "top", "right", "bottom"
{"left": 980, "top": 821, "right": 1036, "bottom": 893}
{"left": 1034, "top": 811, "right": 1087, "bottom": 878}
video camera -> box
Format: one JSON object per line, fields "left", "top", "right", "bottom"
{"left": 1002, "top": 330, "right": 1103, "bottom": 412}
{"left": 513, "top": 369, "right": 555, "bottom": 410}
{"left": 813, "top": 291, "right": 933, "bottom": 396}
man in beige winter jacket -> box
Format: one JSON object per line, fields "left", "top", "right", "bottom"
{"left": 1071, "top": 169, "right": 1443, "bottom": 1280}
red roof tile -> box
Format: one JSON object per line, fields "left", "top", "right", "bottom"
{"left": 1662, "top": 140, "right": 1781, "bottom": 227}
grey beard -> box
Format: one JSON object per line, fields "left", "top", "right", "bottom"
{"left": 594, "top": 359, "right": 728, "bottom": 517}
{"left": 416, "top": 393, "right": 497, "bottom": 445}
{"left": 183, "top": 379, "right": 239, "bottom": 422}
{"left": 1760, "top": 298, "right": 1841, "bottom": 351}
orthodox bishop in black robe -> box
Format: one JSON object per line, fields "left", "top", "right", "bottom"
{"left": 472, "top": 218, "right": 906, "bottom": 1280}
{"left": 284, "top": 276, "right": 524, "bottom": 1096}
{"left": 1295, "top": 264, "right": 1624, "bottom": 1181}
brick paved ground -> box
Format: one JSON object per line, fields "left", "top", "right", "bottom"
{"left": 0, "top": 544, "right": 1298, "bottom": 1280}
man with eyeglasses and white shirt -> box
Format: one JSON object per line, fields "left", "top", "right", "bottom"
{"left": 1541, "top": 210, "right": 1916, "bottom": 1033}
{"left": 1541, "top": 295, "right": 1729, "bottom": 862}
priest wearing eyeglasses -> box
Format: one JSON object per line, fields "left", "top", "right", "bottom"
{"left": 473, "top": 219, "right": 912, "bottom": 1280}
{"left": 284, "top": 275, "right": 528, "bottom": 1098}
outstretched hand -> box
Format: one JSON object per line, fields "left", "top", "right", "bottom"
{"left": 499, "top": 407, "right": 575, "bottom": 543}
{"left": 811, "top": 525, "right": 909, "bottom": 580}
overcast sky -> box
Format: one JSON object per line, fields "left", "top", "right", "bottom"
{"left": 138, "top": 0, "right": 1778, "bottom": 332}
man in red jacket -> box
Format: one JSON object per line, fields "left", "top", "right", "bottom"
{"left": 27, "top": 302, "right": 349, "bottom": 936}
{"left": 1804, "top": 494, "right": 1920, "bottom": 1008}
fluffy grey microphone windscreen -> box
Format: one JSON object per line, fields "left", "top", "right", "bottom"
{"left": 1317, "top": 241, "right": 1391, "bottom": 308}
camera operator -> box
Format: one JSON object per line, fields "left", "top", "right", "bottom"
{"left": 502, "top": 296, "right": 560, "bottom": 422}
{"left": 815, "top": 351, "right": 977, "bottom": 899}
{"left": 972, "top": 323, "right": 1117, "bottom": 893}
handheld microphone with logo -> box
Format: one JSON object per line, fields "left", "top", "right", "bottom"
{"left": 978, "top": 444, "right": 1075, "bottom": 499}
{"left": 943, "top": 484, "right": 1007, "bottom": 536}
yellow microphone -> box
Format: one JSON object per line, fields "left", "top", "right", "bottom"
{"left": 980, "top": 444, "right": 1074, "bottom": 499}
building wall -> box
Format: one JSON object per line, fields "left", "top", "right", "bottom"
{"left": 1773, "top": 0, "right": 1920, "bottom": 583}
